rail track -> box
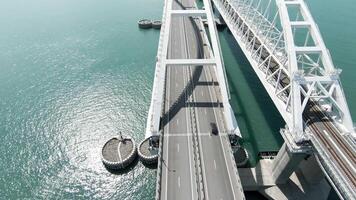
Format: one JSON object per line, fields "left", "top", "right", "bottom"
{"left": 304, "top": 102, "right": 356, "bottom": 188}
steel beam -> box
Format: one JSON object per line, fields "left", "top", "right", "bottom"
{"left": 171, "top": 9, "right": 207, "bottom": 16}
{"left": 203, "top": 0, "right": 236, "bottom": 134}
{"left": 163, "top": 58, "right": 216, "bottom": 65}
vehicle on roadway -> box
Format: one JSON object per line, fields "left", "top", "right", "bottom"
{"left": 210, "top": 122, "right": 218, "bottom": 135}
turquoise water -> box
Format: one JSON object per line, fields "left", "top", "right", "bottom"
{"left": 220, "top": 32, "right": 285, "bottom": 166}
{"left": 0, "top": 0, "right": 354, "bottom": 199}
{"left": 0, "top": 0, "right": 162, "bottom": 199}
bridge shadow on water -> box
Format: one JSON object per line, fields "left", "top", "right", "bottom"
{"left": 220, "top": 30, "right": 284, "bottom": 166}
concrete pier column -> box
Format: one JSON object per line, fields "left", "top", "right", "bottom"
{"left": 271, "top": 143, "right": 306, "bottom": 184}
{"left": 299, "top": 155, "right": 325, "bottom": 184}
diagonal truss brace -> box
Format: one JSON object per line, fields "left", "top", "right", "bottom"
{"left": 276, "top": 0, "right": 354, "bottom": 141}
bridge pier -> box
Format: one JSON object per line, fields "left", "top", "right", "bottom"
{"left": 270, "top": 127, "right": 314, "bottom": 184}
{"left": 238, "top": 128, "right": 330, "bottom": 199}
{"left": 271, "top": 143, "right": 307, "bottom": 184}
{"left": 299, "top": 154, "right": 326, "bottom": 184}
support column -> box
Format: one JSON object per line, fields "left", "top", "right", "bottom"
{"left": 299, "top": 154, "right": 325, "bottom": 184}
{"left": 271, "top": 143, "right": 306, "bottom": 184}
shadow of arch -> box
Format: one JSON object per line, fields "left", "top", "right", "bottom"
{"left": 160, "top": 0, "right": 208, "bottom": 128}
{"left": 160, "top": 65, "right": 204, "bottom": 128}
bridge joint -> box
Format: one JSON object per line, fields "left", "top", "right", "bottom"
{"left": 170, "top": 9, "right": 207, "bottom": 16}
{"left": 290, "top": 21, "right": 310, "bottom": 28}
{"left": 163, "top": 58, "right": 216, "bottom": 66}
{"left": 294, "top": 46, "right": 322, "bottom": 54}
{"left": 280, "top": 127, "right": 312, "bottom": 154}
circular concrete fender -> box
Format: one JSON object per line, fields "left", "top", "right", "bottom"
{"left": 101, "top": 136, "right": 137, "bottom": 170}
{"left": 138, "top": 137, "right": 158, "bottom": 164}
{"left": 138, "top": 19, "right": 152, "bottom": 29}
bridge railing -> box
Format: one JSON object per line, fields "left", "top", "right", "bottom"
{"left": 152, "top": 0, "right": 170, "bottom": 198}
{"left": 221, "top": 133, "right": 245, "bottom": 196}
{"left": 154, "top": 132, "right": 164, "bottom": 200}
{"left": 145, "top": 0, "right": 168, "bottom": 139}
{"left": 310, "top": 131, "right": 354, "bottom": 199}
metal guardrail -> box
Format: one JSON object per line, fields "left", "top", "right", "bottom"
{"left": 145, "top": 0, "right": 168, "bottom": 139}
{"left": 309, "top": 129, "right": 355, "bottom": 200}
{"left": 188, "top": 66, "right": 206, "bottom": 199}
{"left": 221, "top": 134, "right": 245, "bottom": 198}
{"left": 154, "top": 133, "right": 165, "bottom": 200}
{"left": 153, "top": 0, "right": 169, "bottom": 198}
{"left": 212, "top": 66, "right": 245, "bottom": 199}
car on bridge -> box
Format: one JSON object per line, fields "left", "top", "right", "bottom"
{"left": 210, "top": 122, "right": 218, "bottom": 135}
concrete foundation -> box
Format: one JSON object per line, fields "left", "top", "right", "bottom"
{"left": 259, "top": 171, "right": 331, "bottom": 200}
{"left": 298, "top": 154, "right": 325, "bottom": 184}
{"left": 238, "top": 156, "right": 331, "bottom": 200}
{"left": 238, "top": 160, "right": 275, "bottom": 191}
{"left": 271, "top": 143, "right": 307, "bottom": 184}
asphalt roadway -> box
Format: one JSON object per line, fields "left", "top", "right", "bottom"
{"left": 159, "top": 0, "right": 244, "bottom": 199}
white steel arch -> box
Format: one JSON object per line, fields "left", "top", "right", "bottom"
{"left": 211, "top": 0, "right": 355, "bottom": 198}
{"left": 212, "top": 0, "right": 355, "bottom": 143}
{"left": 277, "top": 0, "right": 354, "bottom": 142}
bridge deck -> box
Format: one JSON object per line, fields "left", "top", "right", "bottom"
{"left": 158, "top": 0, "right": 244, "bottom": 199}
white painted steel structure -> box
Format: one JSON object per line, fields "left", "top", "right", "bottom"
{"left": 212, "top": 0, "right": 355, "bottom": 142}
{"left": 277, "top": 0, "right": 354, "bottom": 141}
{"left": 145, "top": 0, "right": 241, "bottom": 139}
{"left": 211, "top": 0, "right": 355, "bottom": 198}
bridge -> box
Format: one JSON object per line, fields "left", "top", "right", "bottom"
{"left": 144, "top": 0, "right": 356, "bottom": 199}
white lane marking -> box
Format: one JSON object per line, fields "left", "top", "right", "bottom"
{"left": 182, "top": 27, "right": 196, "bottom": 200}
{"left": 323, "top": 130, "right": 355, "bottom": 171}
{"left": 201, "top": 90, "right": 204, "bottom": 97}
{"left": 177, "top": 143, "right": 180, "bottom": 153}
{"left": 176, "top": 82, "right": 178, "bottom": 88}
{"left": 161, "top": 132, "right": 229, "bottom": 137}
{"left": 190, "top": 70, "right": 210, "bottom": 200}
{"left": 204, "top": 108, "right": 207, "bottom": 115}
{"left": 203, "top": 65, "right": 238, "bottom": 198}
{"left": 178, "top": 176, "right": 181, "bottom": 188}
{"left": 214, "top": 159, "right": 217, "bottom": 170}
{"left": 176, "top": 118, "right": 179, "bottom": 125}
{"left": 164, "top": 67, "right": 171, "bottom": 200}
